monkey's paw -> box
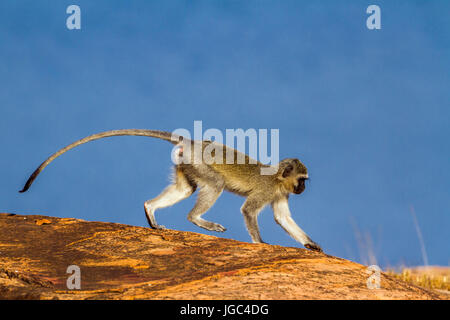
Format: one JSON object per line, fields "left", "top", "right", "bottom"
{"left": 204, "top": 222, "right": 227, "bottom": 232}
{"left": 304, "top": 242, "right": 323, "bottom": 252}
{"left": 152, "top": 224, "right": 166, "bottom": 230}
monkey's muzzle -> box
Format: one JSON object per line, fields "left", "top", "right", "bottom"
{"left": 294, "top": 179, "right": 306, "bottom": 194}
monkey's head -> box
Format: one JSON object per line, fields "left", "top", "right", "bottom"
{"left": 278, "top": 158, "right": 309, "bottom": 195}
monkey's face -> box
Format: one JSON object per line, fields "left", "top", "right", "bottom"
{"left": 279, "top": 158, "right": 308, "bottom": 195}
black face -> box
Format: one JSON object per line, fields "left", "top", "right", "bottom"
{"left": 294, "top": 178, "right": 306, "bottom": 194}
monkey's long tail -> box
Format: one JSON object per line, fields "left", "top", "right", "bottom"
{"left": 19, "top": 129, "right": 184, "bottom": 193}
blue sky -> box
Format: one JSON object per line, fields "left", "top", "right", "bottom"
{"left": 1, "top": 1, "right": 449, "bottom": 267}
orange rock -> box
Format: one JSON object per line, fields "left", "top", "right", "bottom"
{"left": 0, "top": 213, "right": 446, "bottom": 300}
{"left": 35, "top": 219, "right": 52, "bottom": 226}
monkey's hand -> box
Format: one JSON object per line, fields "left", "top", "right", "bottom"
{"left": 304, "top": 242, "right": 323, "bottom": 253}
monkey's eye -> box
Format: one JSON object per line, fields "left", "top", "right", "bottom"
{"left": 282, "top": 164, "right": 294, "bottom": 178}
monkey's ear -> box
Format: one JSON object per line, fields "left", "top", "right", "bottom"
{"left": 282, "top": 163, "right": 294, "bottom": 178}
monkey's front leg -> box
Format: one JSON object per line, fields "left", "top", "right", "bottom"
{"left": 272, "top": 197, "right": 322, "bottom": 252}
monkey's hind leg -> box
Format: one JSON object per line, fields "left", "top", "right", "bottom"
{"left": 144, "top": 168, "right": 195, "bottom": 230}
{"left": 187, "top": 185, "right": 226, "bottom": 232}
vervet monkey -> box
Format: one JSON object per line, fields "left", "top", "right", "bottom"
{"left": 20, "top": 129, "right": 322, "bottom": 252}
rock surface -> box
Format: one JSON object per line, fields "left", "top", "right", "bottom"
{"left": 0, "top": 213, "right": 445, "bottom": 300}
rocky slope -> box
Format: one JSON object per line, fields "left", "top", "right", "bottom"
{"left": 0, "top": 213, "right": 445, "bottom": 300}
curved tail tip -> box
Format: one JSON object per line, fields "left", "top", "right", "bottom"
{"left": 19, "top": 186, "right": 29, "bottom": 193}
